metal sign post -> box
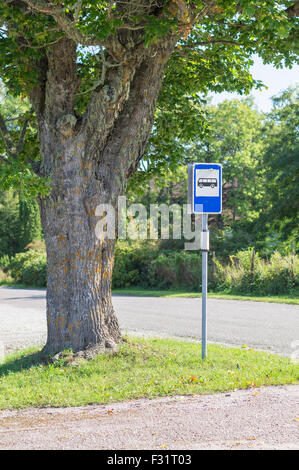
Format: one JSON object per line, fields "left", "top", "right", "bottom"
{"left": 201, "top": 214, "right": 208, "bottom": 359}
{"left": 188, "top": 163, "right": 222, "bottom": 359}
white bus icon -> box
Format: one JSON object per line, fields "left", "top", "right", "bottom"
{"left": 198, "top": 178, "right": 217, "bottom": 189}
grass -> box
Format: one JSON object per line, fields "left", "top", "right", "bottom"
{"left": 0, "top": 281, "right": 45, "bottom": 290}
{"left": 112, "top": 288, "right": 299, "bottom": 305}
{"left": 0, "top": 337, "right": 297, "bottom": 410}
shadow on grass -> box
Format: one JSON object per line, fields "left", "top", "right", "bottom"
{"left": 0, "top": 349, "right": 49, "bottom": 377}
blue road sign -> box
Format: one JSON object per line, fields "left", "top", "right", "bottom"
{"left": 188, "top": 163, "right": 222, "bottom": 214}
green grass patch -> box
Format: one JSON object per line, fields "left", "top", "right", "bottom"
{"left": 112, "top": 288, "right": 299, "bottom": 305}
{"left": 0, "top": 337, "right": 297, "bottom": 410}
{"left": 0, "top": 281, "right": 45, "bottom": 290}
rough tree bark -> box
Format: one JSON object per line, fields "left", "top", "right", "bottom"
{"left": 32, "top": 35, "right": 176, "bottom": 354}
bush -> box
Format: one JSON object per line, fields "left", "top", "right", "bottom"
{"left": 149, "top": 251, "right": 202, "bottom": 289}
{"left": 0, "top": 267, "right": 12, "bottom": 284}
{"left": 112, "top": 241, "right": 159, "bottom": 288}
{"left": 215, "top": 249, "right": 298, "bottom": 295}
{"left": 2, "top": 241, "right": 297, "bottom": 296}
{"left": 0, "top": 254, "right": 11, "bottom": 272}
{"left": 1, "top": 250, "right": 47, "bottom": 287}
{"left": 21, "top": 252, "right": 47, "bottom": 287}
{"left": 113, "top": 242, "right": 202, "bottom": 290}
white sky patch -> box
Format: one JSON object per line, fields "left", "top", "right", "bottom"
{"left": 211, "top": 55, "right": 299, "bottom": 112}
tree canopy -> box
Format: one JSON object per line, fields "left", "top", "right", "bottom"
{"left": 0, "top": 1, "right": 298, "bottom": 193}
{"left": 262, "top": 86, "right": 299, "bottom": 240}
{"left": 128, "top": 88, "right": 298, "bottom": 255}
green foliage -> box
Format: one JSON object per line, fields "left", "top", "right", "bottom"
{"left": 143, "top": 14, "right": 177, "bottom": 46}
{"left": 112, "top": 241, "right": 159, "bottom": 288}
{"left": 0, "top": 190, "right": 19, "bottom": 257}
{"left": 113, "top": 242, "right": 202, "bottom": 291}
{"left": 0, "top": 267, "right": 11, "bottom": 284}
{"left": 0, "top": 254, "right": 10, "bottom": 271}
{"left": 0, "top": 158, "right": 50, "bottom": 198}
{"left": 129, "top": 90, "right": 299, "bottom": 258}
{"left": 2, "top": 0, "right": 296, "bottom": 95}
{"left": 0, "top": 0, "right": 298, "bottom": 196}
{"left": 129, "top": 93, "right": 209, "bottom": 193}
{"left": 149, "top": 251, "right": 202, "bottom": 289}
{"left": 0, "top": 83, "right": 51, "bottom": 198}
{"left": 215, "top": 249, "right": 298, "bottom": 295}
{"left": 18, "top": 197, "right": 42, "bottom": 251}
{"left": 112, "top": 243, "right": 298, "bottom": 295}
{"left": 2, "top": 240, "right": 297, "bottom": 296}
{"left": 132, "top": 96, "right": 266, "bottom": 217}
{"left": 0, "top": 190, "right": 43, "bottom": 257}
{"left": 1, "top": 249, "right": 47, "bottom": 287}
{"left": 262, "top": 86, "right": 299, "bottom": 239}
{"left": 187, "top": 98, "right": 265, "bottom": 224}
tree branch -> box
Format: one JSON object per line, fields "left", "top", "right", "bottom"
{"left": 286, "top": 1, "right": 299, "bottom": 17}
{"left": 0, "top": 112, "right": 31, "bottom": 163}
{"left": 0, "top": 154, "right": 12, "bottom": 166}
{"left": 16, "top": 118, "right": 28, "bottom": 154}
{"left": 22, "top": 0, "right": 102, "bottom": 46}
{"left": 20, "top": 36, "right": 64, "bottom": 50}
{"left": 27, "top": 158, "right": 41, "bottom": 175}
{"left": 99, "top": 38, "right": 177, "bottom": 194}
{"left": 182, "top": 38, "right": 243, "bottom": 48}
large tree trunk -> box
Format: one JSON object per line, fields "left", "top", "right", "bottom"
{"left": 38, "top": 144, "right": 122, "bottom": 354}
{"left": 33, "top": 37, "right": 175, "bottom": 354}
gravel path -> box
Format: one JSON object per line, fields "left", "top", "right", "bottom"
{"left": 0, "top": 386, "right": 298, "bottom": 450}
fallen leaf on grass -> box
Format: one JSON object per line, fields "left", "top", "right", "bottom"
{"left": 189, "top": 376, "right": 199, "bottom": 383}
{"left": 247, "top": 382, "right": 256, "bottom": 388}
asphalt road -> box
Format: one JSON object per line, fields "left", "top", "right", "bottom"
{"left": 0, "top": 287, "right": 298, "bottom": 356}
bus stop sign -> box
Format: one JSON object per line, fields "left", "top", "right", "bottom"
{"left": 188, "top": 163, "right": 222, "bottom": 214}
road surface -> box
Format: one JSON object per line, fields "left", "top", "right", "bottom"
{"left": 0, "top": 386, "right": 298, "bottom": 450}
{"left": 0, "top": 287, "right": 298, "bottom": 356}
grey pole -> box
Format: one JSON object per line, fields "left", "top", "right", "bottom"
{"left": 201, "top": 214, "right": 208, "bottom": 359}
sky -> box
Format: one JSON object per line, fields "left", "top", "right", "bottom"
{"left": 211, "top": 55, "right": 299, "bottom": 112}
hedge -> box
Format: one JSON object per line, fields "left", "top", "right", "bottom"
{"left": 0, "top": 244, "right": 297, "bottom": 295}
